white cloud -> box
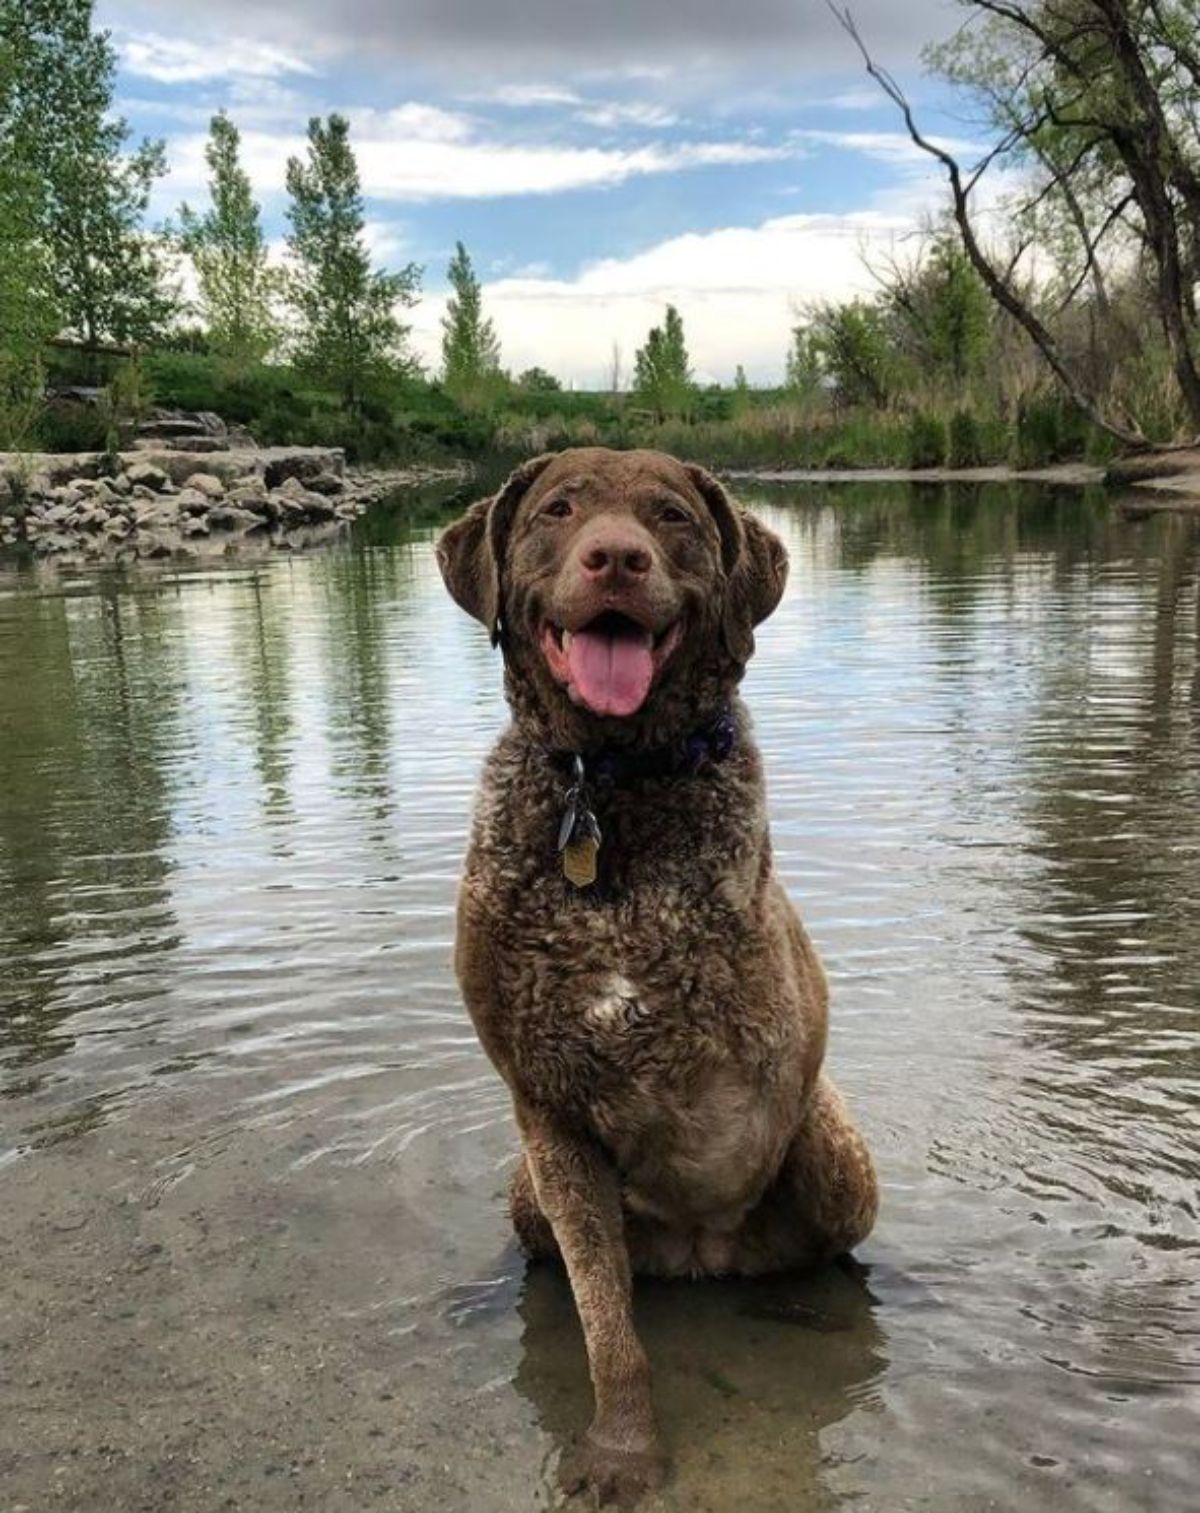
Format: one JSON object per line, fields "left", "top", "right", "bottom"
{"left": 408, "top": 210, "right": 927, "bottom": 386}
{"left": 344, "top": 103, "right": 476, "bottom": 143}
{"left": 120, "top": 32, "right": 315, "bottom": 84}
{"left": 575, "top": 103, "right": 680, "bottom": 130}
{"left": 469, "top": 83, "right": 585, "bottom": 108}
{"left": 163, "top": 118, "right": 794, "bottom": 201}
{"left": 826, "top": 86, "right": 888, "bottom": 111}
{"left": 793, "top": 128, "right": 982, "bottom": 168}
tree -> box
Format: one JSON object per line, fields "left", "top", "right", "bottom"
{"left": 0, "top": 33, "right": 59, "bottom": 447}
{"left": 807, "top": 299, "right": 895, "bottom": 409}
{"left": 785, "top": 323, "right": 825, "bottom": 399}
{"left": 285, "top": 114, "right": 420, "bottom": 411}
{"left": 516, "top": 366, "right": 562, "bottom": 393}
{"left": 1, "top": 0, "right": 176, "bottom": 354}
{"left": 634, "top": 304, "right": 694, "bottom": 419}
{"left": 832, "top": 0, "right": 1200, "bottom": 445}
{"left": 179, "top": 112, "right": 279, "bottom": 369}
{"left": 877, "top": 232, "right": 994, "bottom": 392}
{"left": 441, "top": 242, "right": 502, "bottom": 409}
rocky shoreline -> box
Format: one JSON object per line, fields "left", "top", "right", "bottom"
{"left": 0, "top": 446, "right": 468, "bottom": 563}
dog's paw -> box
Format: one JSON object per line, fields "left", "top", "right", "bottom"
{"left": 559, "top": 1433, "right": 668, "bottom": 1508}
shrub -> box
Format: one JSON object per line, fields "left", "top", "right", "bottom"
{"left": 907, "top": 412, "right": 948, "bottom": 469}
{"left": 948, "top": 409, "right": 984, "bottom": 468}
{"left": 1014, "top": 395, "right": 1063, "bottom": 468}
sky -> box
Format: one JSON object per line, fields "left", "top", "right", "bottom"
{"left": 99, "top": 0, "right": 982, "bottom": 386}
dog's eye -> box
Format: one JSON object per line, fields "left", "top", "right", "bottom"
{"left": 658, "top": 503, "right": 692, "bottom": 524}
{"left": 542, "top": 497, "right": 573, "bottom": 519}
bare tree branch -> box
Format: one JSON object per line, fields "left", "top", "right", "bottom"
{"left": 825, "top": 2, "right": 1152, "bottom": 448}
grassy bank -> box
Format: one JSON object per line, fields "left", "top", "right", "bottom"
{"left": 31, "top": 348, "right": 1126, "bottom": 475}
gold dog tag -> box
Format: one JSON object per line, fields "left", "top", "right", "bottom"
{"left": 563, "top": 835, "right": 600, "bottom": 888}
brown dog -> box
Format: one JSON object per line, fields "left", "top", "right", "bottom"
{"left": 437, "top": 447, "right": 877, "bottom": 1505}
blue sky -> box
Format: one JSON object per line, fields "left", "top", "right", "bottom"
{"left": 100, "top": 0, "right": 979, "bottom": 385}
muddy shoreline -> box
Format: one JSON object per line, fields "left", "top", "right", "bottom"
{"left": 726, "top": 451, "right": 1200, "bottom": 511}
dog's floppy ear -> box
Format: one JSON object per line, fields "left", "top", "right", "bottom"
{"left": 436, "top": 454, "right": 556, "bottom": 645}
{"left": 684, "top": 464, "right": 788, "bottom": 664}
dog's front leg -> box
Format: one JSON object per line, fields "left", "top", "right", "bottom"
{"left": 516, "top": 1100, "right": 667, "bottom": 1505}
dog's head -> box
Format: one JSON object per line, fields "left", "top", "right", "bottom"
{"left": 437, "top": 447, "right": 787, "bottom": 746}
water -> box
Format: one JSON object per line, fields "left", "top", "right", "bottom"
{"left": 1, "top": 480, "right": 1197, "bottom": 1512}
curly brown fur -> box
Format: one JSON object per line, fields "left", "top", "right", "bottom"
{"left": 438, "top": 447, "right": 877, "bottom": 1505}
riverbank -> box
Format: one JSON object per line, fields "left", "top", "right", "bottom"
{"left": 0, "top": 447, "right": 469, "bottom": 561}
{"left": 728, "top": 454, "right": 1200, "bottom": 512}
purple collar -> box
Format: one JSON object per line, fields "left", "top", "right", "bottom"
{"left": 553, "top": 708, "right": 737, "bottom": 787}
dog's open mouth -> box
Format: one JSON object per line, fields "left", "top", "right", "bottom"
{"left": 541, "top": 610, "right": 683, "bottom": 718}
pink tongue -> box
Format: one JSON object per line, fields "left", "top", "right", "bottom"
{"left": 567, "top": 627, "right": 654, "bottom": 716}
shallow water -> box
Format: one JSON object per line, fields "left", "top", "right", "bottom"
{"left": 1, "top": 481, "right": 1197, "bottom": 1512}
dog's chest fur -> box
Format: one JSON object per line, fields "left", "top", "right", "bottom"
{"left": 458, "top": 711, "right": 825, "bottom": 1222}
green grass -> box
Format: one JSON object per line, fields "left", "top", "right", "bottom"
{"left": 29, "top": 348, "right": 1113, "bottom": 472}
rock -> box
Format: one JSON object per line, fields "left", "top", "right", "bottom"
{"left": 91, "top": 479, "right": 122, "bottom": 505}
{"left": 166, "top": 436, "right": 228, "bottom": 454}
{"left": 104, "top": 515, "right": 132, "bottom": 539}
{"left": 44, "top": 502, "right": 74, "bottom": 525}
{"left": 176, "top": 488, "right": 213, "bottom": 517}
{"left": 125, "top": 461, "right": 170, "bottom": 493}
{"left": 182, "top": 472, "right": 226, "bottom": 501}
{"left": 181, "top": 516, "right": 211, "bottom": 537}
{"left": 264, "top": 453, "right": 332, "bottom": 489}
{"left": 33, "top": 530, "right": 76, "bottom": 556}
{"left": 111, "top": 472, "right": 133, "bottom": 495}
{"left": 268, "top": 483, "right": 337, "bottom": 523}
{"left": 133, "top": 496, "right": 179, "bottom": 527}
{"left": 229, "top": 478, "right": 268, "bottom": 509}
{"left": 306, "top": 471, "right": 345, "bottom": 497}
{"left": 136, "top": 533, "right": 175, "bottom": 559}
{"left": 207, "top": 504, "right": 264, "bottom": 532}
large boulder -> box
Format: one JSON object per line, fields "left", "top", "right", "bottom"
{"left": 182, "top": 473, "right": 226, "bottom": 501}
{"left": 208, "top": 503, "right": 265, "bottom": 532}
{"left": 125, "top": 461, "right": 171, "bottom": 493}
{"left": 305, "top": 470, "right": 345, "bottom": 497}
{"left": 176, "top": 488, "right": 214, "bottom": 517}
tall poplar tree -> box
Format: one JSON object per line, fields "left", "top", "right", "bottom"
{"left": 179, "top": 112, "right": 279, "bottom": 368}
{"left": 1, "top": 0, "right": 175, "bottom": 352}
{"left": 0, "top": 24, "right": 58, "bottom": 445}
{"left": 633, "top": 304, "right": 693, "bottom": 420}
{"left": 284, "top": 114, "right": 420, "bottom": 411}
{"left": 440, "top": 241, "right": 501, "bottom": 409}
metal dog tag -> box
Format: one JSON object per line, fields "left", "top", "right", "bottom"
{"left": 563, "top": 831, "right": 600, "bottom": 888}
{"left": 558, "top": 757, "right": 601, "bottom": 888}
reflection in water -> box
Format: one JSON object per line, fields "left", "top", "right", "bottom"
{"left": 512, "top": 1261, "right": 886, "bottom": 1512}
{"left": 0, "top": 481, "right": 1197, "bottom": 1509}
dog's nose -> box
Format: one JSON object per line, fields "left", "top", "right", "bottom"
{"left": 579, "top": 535, "right": 652, "bottom": 583}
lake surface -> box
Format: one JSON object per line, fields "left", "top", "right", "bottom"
{"left": 1, "top": 480, "right": 1197, "bottom": 1512}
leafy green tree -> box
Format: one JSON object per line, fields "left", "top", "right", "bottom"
{"left": 179, "top": 112, "right": 279, "bottom": 369}
{"left": 923, "top": 237, "right": 992, "bottom": 387}
{"left": 441, "top": 242, "right": 502, "bottom": 409}
{"left": 1, "top": 0, "right": 176, "bottom": 353}
{"left": 634, "top": 304, "right": 694, "bottom": 420}
{"left": 516, "top": 365, "right": 562, "bottom": 393}
{"left": 809, "top": 299, "right": 895, "bottom": 410}
{"left": 785, "top": 324, "right": 824, "bottom": 399}
{"left": 0, "top": 38, "right": 58, "bottom": 447}
{"left": 883, "top": 234, "right": 993, "bottom": 393}
{"left": 285, "top": 114, "right": 420, "bottom": 411}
